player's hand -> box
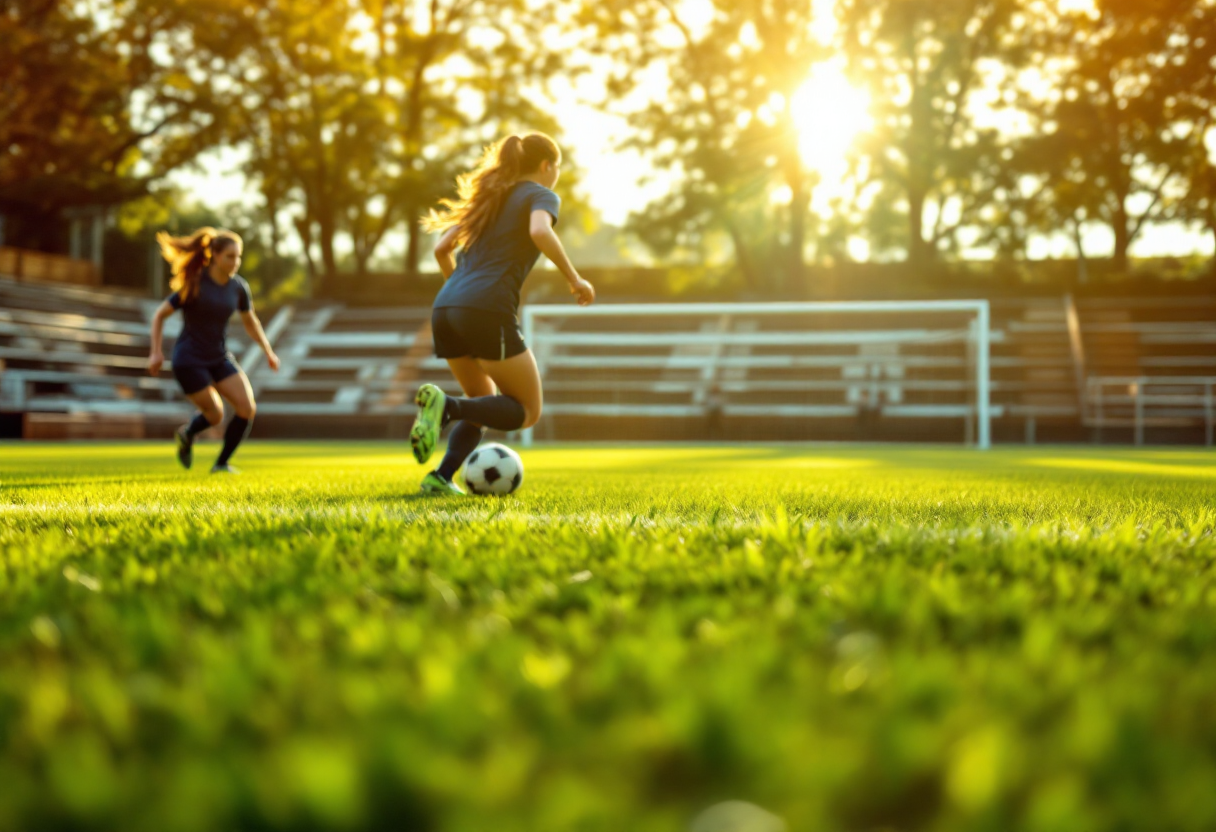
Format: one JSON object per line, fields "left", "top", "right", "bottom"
{"left": 570, "top": 275, "right": 596, "bottom": 306}
{"left": 147, "top": 352, "right": 163, "bottom": 376}
{"left": 267, "top": 351, "right": 281, "bottom": 372}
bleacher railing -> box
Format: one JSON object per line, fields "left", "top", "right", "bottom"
{"left": 1087, "top": 376, "right": 1216, "bottom": 446}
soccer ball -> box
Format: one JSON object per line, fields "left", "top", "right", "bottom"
{"left": 463, "top": 443, "right": 524, "bottom": 496}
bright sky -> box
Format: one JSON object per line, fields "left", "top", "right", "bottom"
{"left": 170, "top": 0, "right": 1213, "bottom": 264}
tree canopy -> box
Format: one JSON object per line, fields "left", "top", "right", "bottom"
{"left": 5, "top": 0, "right": 1216, "bottom": 290}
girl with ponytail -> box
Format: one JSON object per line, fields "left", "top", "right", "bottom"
{"left": 409, "top": 132, "right": 595, "bottom": 495}
{"left": 147, "top": 227, "right": 280, "bottom": 473}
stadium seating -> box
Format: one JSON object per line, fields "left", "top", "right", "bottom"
{"left": 990, "top": 297, "right": 1081, "bottom": 442}
{"left": 2, "top": 272, "right": 1213, "bottom": 443}
{"left": 247, "top": 304, "right": 457, "bottom": 416}
{"left": 531, "top": 300, "right": 1075, "bottom": 443}
{"left": 0, "top": 276, "right": 243, "bottom": 434}
{"left": 1074, "top": 296, "right": 1216, "bottom": 443}
{"left": 1, "top": 277, "right": 174, "bottom": 416}
{"left": 528, "top": 295, "right": 1214, "bottom": 444}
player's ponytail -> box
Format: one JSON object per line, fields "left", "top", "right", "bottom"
{"left": 156, "top": 227, "right": 241, "bottom": 303}
{"left": 423, "top": 132, "right": 560, "bottom": 251}
{"left": 498, "top": 135, "right": 525, "bottom": 181}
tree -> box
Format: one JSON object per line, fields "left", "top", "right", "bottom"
{"left": 580, "top": 0, "right": 830, "bottom": 294}
{"left": 179, "top": 0, "right": 567, "bottom": 286}
{"left": 107, "top": 189, "right": 305, "bottom": 297}
{"left": 1014, "top": 0, "right": 1208, "bottom": 274}
{"left": 0, "top": 0, "right": 226, "bottom": 246}
{"left": 373, "top": 0, "right": 567, "bottom": 276}
{"left": 1154, "top": 0, "right": 1216, "bottom": 276}
{"left": 839, "top": 0, "right": 1024, "bottom": 266}
{"left": 164, "top": 0, "right": 393, "bottom": 286}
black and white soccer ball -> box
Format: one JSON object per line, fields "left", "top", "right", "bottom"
{"left": 463, "top": 443, "right": 524, "bottom": 496}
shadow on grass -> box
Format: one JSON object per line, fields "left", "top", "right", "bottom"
{"left": 296, "top": 492, "right": 472, "bottom": 507}
{"left": 0, "top": 474, "right": 188, "bottom": 491}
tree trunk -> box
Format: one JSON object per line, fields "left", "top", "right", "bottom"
{"left": 401, "top": 28, "right": 434, "bottom": 279}
{"left": 726, "top": 222, "right": 758, "bottom": 291}
{"left": 788, "top": 173, "right": 809, "bottom": 295}
{"left": 267, "top": 195, "right": 281, "bottom": 292}
{"left": 354, "top": 241, "right": 370, "bottom": 276}
{"left": 904, "top": 45, "right": 933, "bottom": 269}
{"left": 1111, "top": 212, "right": 1130, "bottom": 274}
{"left": 907, "top": 186, "right": 929, "bottom": 267}
{"left": 294, "top": 216, "right": 317, "bottom": 284}
{"left": 318, "top": 210, "right": 338, "bottom": 284}
{"left": 405, "top": 205, "right": 422, "bottom": 277}
{"left": 1071, "top": 217, "right": 1088, "bottom": 285}
{"left": 1209, "top": 220, "right": 1216, "bottom": 280}
{"left": 1110, "top": 172, "right": 1132, "bottom": 274}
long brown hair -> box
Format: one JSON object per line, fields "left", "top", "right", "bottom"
{"left": 156, "top": 227, "right": 241, "bottom": 304}
{"left": 423, "top": 133, "right": 560, "bottom": 251}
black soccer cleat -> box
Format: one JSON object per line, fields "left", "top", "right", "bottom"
{"left": 174, "top": 425, "right": 194, "bottom": 470}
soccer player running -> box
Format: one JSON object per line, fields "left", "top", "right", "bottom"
{"left": 147, "top": 228, "right": 280, "bottom": 473}
{"left": 409, "top": 133, "right": 595, "bottom": 495}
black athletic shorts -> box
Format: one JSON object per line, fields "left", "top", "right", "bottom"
{"left": 173, "top": 355, "right": 242, "bottom": 395}
{"left": 431, "top": 307, "right": 527, "bottom": 361}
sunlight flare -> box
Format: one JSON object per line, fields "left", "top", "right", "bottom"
{"left": 790, "top": 64, "right": 872, "bottom": 178}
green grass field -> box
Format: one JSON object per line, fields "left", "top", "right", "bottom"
{"left": 2, "top": 442, "right": 1215, "bottom": 832}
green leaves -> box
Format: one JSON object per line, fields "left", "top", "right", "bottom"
{"left": 583, "top": 0, "right": 830, "bottom": 290}
{"left": 1009, "top": 0, "right": 1215, "bottom": 272}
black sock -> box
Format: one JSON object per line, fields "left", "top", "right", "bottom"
{"left": 185, "top": 413, "right": 211, "bottom": 439}
{"left": 216, "top": 416, "right": 251, "bottom": 466}
{"left": 444, "top": 395, "right": 526, "bottom": 432}
{"left": 438, "top": 421, "right": 485, "bottom": 481}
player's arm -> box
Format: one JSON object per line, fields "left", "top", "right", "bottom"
{"left": 240, "top": 310, "right": 281, "bottom": 371}
{"left": 434, "top": 226, "right": 461, "bottom": 279}
{"left": 529, "top": 210, "right": 594, "bottom": 306}
{"left": 147, "top": 300, "right": 176, "bottom": 376}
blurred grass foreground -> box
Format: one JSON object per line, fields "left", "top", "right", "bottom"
{"left": 2, "top": 443, "right": 1216, "bottom": 831}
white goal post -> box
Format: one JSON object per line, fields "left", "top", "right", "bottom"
{"left": 520, "top": 300, "right": 992, "bottom": 449}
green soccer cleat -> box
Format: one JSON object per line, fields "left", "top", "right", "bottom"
{"left": 410, "top": 383, "right": 447, "bottom": 464}
{"left": 174, "top": 425, "right": 194, "bottom": 470}
{"left": 420, "top": 470, "right": 465, "bottom": 496}
{"left": 210, "top": 463, "right": 240, "bottom": 475}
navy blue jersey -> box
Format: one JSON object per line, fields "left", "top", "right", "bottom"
{"left": 433, "top": 181, "right": 560, "bottom": 317}
{"left": 168, "top": 272, "right": 251, "bottom": 366}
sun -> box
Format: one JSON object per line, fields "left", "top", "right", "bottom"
{"left": 790, "top": 63, "right": 872, "bottom": 181}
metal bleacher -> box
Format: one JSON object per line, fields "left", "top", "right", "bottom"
{"left": 0, "top": 277, "right": 190, "bottom": 426}
{"left": 526, "top": 299, "right": 1094, "bottom": 444}
{"left": 2, "top": 272, "right": 1213, "bottom": 443}
{"left": 526, "top": 302, "right": 993, "bottom": 444}
{"left": 0, "top": 278, "right": 469, "bottom": 435}
{"left": 248, "top": 305, "right": 453, "bottom": 416}
{"left": 991, "top": 297, "right": 1082, "bottom": 442}
{"left": 1075, "top": 296, "right": 1216, "bottom": 444}
{"left": 524, "top": 295, "right": 1213, "bottom": 445}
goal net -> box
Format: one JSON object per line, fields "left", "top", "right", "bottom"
{"left": 520, "top": 300, "right": 992, "bottom": 448}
